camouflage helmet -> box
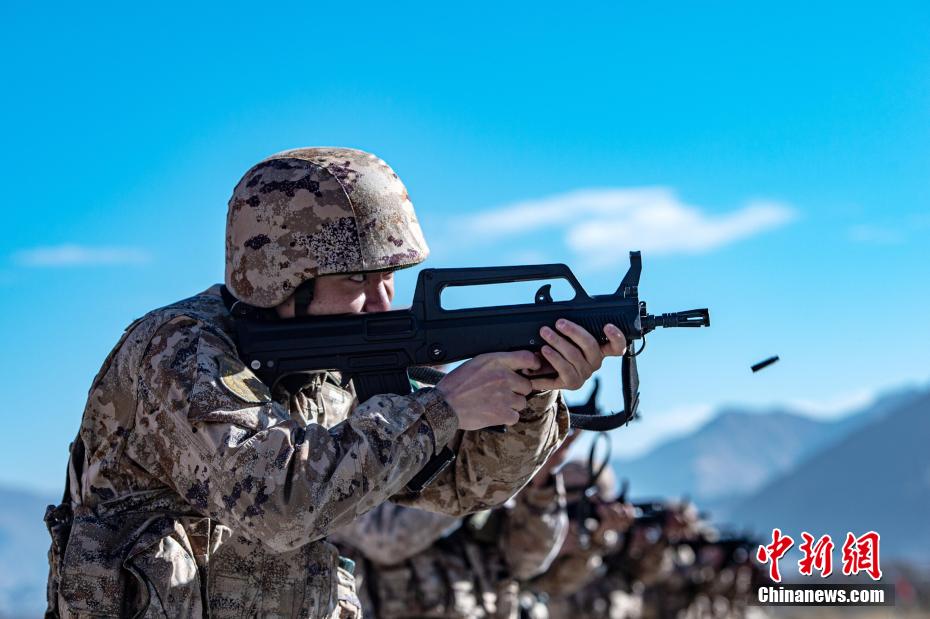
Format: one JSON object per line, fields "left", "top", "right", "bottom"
{"left": 561, "top": 460, "right": 618, "bottom": 502}
{"left": 225, "top": 147, "right": 429, "bottom": 308}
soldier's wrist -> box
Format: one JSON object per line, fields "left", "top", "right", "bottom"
{"left": 414, "top": 387, "right": 459, "bottom": 455}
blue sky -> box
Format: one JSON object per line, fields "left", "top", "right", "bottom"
{"left": 2, "top": 2, "right": 929, "bottom": 493}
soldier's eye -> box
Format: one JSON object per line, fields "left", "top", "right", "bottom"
{"left": 348, "top": 273, "right": 366, "bottom": 283}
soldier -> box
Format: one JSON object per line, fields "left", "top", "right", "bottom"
{"left": 529, "top": 461, "right": 635, "bottom": 618}
{"left": 44, "top": 147, "right": 628, "bottom": 618}
{"left": 636, "top": 501, "right": 704, "bottom": 619}
{"left": 547, "top": 498, "right": 699, "bottom": 619}
{"left": 332, "top": 429, "right": 581, "bottom": 619}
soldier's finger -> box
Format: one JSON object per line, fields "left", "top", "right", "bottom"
{"left": 496, "top": 408, "right": 521, "bottom": 426}
{"left": 509, "top": 394, "right": 528, "bottom": 412}
{"left": 506, "top": 373, "right": 534, "bottom": 396}
{"left": 540, "top": 326, "right": 589, "bottom": 373}
{"left": 528, "top": 377, "right": 560, "bottom": 391}
{"left": 520, "top": 354, "right": 555, "bottom": 378}
{"left": 495, "top": 350, "right": 543, "bottom": 371}
{"left": 599, "top": 324, "right": 628, "bottom": 357}
{"left": 540, "top": 345, "right": 582, "bottom": 389}
{"left": 555, "top": 319, "right": 603, "bottom": 368}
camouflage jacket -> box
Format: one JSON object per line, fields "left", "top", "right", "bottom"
{"left": 551, "top": 534, "right": 672, "bottom": 619}
{"left": 332, "top": 475, "right": 568, "bottom": 619}
{"left": 46, "top": 287, "right": 569, "bottom": 618}
{"left": 544, "top": 567, "right": 644, "bottom": 619}
{"left": 529, "top": 517, "right": 625, "bottom": 599}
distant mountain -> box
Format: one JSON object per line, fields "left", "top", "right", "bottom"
{"left": 616, "top": 409, "right": 835, "bottom": 505}
{"left": 614, "top": 385, "right": 926, "bottom": 508}
{"left": 0, "top": 486, "right": 54, "bottom": 618}
{"left": 728, "top": 390, "right": 930, "bottom": 563}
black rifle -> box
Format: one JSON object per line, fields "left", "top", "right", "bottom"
{"left": 681, "top": 535, "right": 760, "bottom": 568}
{"left": 227, "top": 251, "right": 709, "bottom": 491}
{"left": 630, "top": 500, "right": 673, "bottom": 529}
{"left": 229, "top": 251, "right": 708, "bottom": 431}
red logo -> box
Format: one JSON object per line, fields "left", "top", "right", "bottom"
{"left": 841, "top": 531, "right": 882, "bottom": 580}
{"left": 798, "top": 533, "right": 834, "bottom": 577}
{"left": 756, "top": 528, "right": 794, "bottom": 582}
{"left": 757, "top": 529, "right": 881, "bottom": 582}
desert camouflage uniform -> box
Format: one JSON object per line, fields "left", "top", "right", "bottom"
{"left": 45, "top": 289, "right": 567, "bottom": 618}
{"left": 45, "top": 147, "right": 570, "bottom": 618}
{"left": 527, "top": 460, "right": 630, "bottom": 619}
{"left": 333, "top": 474, "right": 567, "bottom": 618}
{"left": 530, "top": 515, "right": 625, "bottom": 618}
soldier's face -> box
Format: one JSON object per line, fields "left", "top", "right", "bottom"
{"left": 308, "top": 272, "right": 395, "bottom": 315}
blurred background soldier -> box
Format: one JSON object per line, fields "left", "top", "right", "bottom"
{"left": 528, "top": 456, "right": 635, "bottom": 618}
{"left": 636, "top": 500, "right": 705, "bottom": 619}
{"left": 536, "top": 495, "right": 702, "bottom": 619}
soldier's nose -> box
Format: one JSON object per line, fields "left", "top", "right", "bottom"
{"left": 364, "top": 283, "right": 392, "bottom": 312}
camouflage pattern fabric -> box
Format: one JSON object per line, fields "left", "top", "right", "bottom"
{"left": 537, "top": 523, "right": 671, "bottom": 619}
{"left": 546, "top": 573, "right": 644, "bottom": 619}
{"left": 529, "top": 521, "right": 611, "bottom": 599}
{"left": 333, "top": 475, "right": 568, "bottom": 618}
{"left": 226, "top": 147, "right": 430, "bottom": 308}
{"left": 528, "top": 474, "right": 624, "bottom": 607}
{"left": 46, "top": 286, "right": 568, "bottom": 618}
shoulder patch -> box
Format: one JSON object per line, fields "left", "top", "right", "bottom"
{"left": 217, "top": 354, "right": 272, "bottom": 404}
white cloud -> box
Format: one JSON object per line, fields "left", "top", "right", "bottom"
{"left": 14, "top": 245, "right": 151, "bottom": 267}
{"left": 461, "top": 187, "right": 796, "bottom": 266}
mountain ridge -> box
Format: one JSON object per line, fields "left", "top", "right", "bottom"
{"left": 614, "top": 384, "right": 926, "bottom": 508}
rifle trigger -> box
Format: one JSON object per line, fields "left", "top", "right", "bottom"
{"left": 535, "top": 284, "right": 554, "bottom": 305}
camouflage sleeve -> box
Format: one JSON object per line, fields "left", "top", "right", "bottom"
{"left": 500, "top": 472, "right": 569, "bottom": 580}
{"left": 528, "top": 542, "right": 605, "bottom": 597}
{"left": 330, "top": 502, "right": 460, "bottom": 566}
{"left": 393, "top": 389, "right": 570, "bottom": 515}
{"left": 127, "top": 315, "right": 459, "bottom": 552}
{"left": 528, "top": 518, "right": 614, "bottom": 597}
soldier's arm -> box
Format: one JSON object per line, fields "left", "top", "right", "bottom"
{"left": 499, "top": 472, "right": 569, "bottom": 580}
{"left": 528, "top": 533, "right": 608, "bottom": 598}
{"left": 127, "top": 316, "right": 458, "bottom": 552}
{"left": 392, "top": 389, "right": 569, "bottom": 515}
{"left": 330, "top": 502, "right": 460, "bottom": 566}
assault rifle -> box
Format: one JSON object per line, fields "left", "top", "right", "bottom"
{"left": 229, "top": 251, "right": 709, "bottom": 432}
{"left": 227, "top": 251, "right": 709, "bottom": 491}
{"left": 681, "top": 535, "right": 759, "bottom": 568}
{"left": 631, "top": 500, "right": 678, "bottom": 529}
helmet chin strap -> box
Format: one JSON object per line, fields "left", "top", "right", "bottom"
{"left": 293, "top": 279, "right": 315, "bottom": 317}
{"left": 220, "top": 281, "right": 315, "bottom": 322}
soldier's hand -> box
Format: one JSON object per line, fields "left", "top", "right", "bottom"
{"left": 529, "top": 320, "right": 627, "bottom": 391}
{"left": 436, "top": 351, "right": 539, "bottom": 431}
{"left": 596, "top": 502, "right": 635, "bottom": 535}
